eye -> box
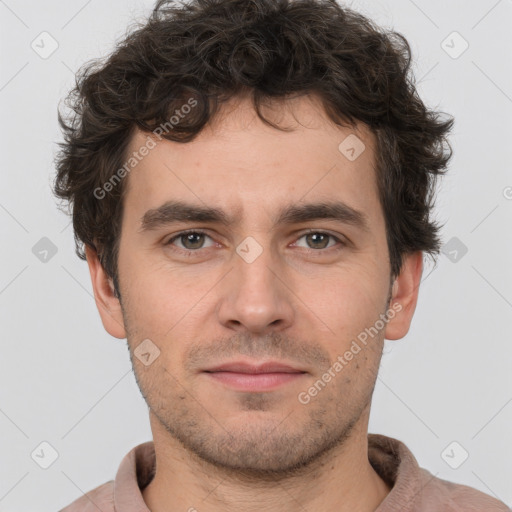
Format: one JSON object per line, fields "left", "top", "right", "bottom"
{"left": 293, "top": 231, "right": 344, "bottom": 251}
{"left": 165, "top": 230, "right": 215, "bottom": 251}
{"left": 164, "top": 229, "right": 346, "bottom": 256}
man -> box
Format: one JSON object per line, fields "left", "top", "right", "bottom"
{"left": 54, "top": 0, "right": 510, "bottom": 510}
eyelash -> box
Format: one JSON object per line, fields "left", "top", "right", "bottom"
{"left": 164, "top": 229, "right": 346, "bottom": 256}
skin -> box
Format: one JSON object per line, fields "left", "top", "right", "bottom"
{"left": 86, "top": 93, "right": 423, "bottom": 512}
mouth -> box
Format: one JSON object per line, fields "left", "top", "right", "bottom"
{"left": 202, "top": 360, "right": 307, "bottom": 392}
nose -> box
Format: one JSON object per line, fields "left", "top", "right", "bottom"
{"left": 216, "top": 243, "right": 295, "bottom": 335}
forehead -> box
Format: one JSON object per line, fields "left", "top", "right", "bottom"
{"left": 121, "top": 94, "right": 381, "bottom": 228}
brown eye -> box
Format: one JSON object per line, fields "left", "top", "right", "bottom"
{"left": 305, "top": 232, "right": 331, "bottom": 249}
{"left": 166, "top": 230, "right": 214, "bottom": 251}
{"left": 180, "top": 232, "right": 205, "bottom": 250}
{"left": 295, "top": 231, "right": 342, "bottom": 250}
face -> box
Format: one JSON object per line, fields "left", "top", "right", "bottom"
{"left": 88, "top": 93, "right": 421, "bottom": 476}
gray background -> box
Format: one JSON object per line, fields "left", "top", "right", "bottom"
{"left": 1, "top": 0, "right": 511, "bottom": 510}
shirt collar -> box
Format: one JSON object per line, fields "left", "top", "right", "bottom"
{"left": 112, "top": 433, "right": 423, "bottom": 511}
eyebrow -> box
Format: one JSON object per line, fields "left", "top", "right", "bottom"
{"left": 138, "top": 199, "right": 370, "bottom": 233}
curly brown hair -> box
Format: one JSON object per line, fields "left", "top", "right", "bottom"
{"left": 53, "top": 0, "right": 454, "bottom": 298}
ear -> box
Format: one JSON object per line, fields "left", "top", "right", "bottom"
{"left": 384, "top": 251, "right": 423, "bottom": 340}
{"left": 84, "top": 245, "right": 126, "bottom": 339}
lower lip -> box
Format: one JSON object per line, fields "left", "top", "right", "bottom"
{"left": 205, "top": 371, "right": 306, "bottom": 391}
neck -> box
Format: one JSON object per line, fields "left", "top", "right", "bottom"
{"left": 142, "top": 407, "right": 391, "bottom": 512}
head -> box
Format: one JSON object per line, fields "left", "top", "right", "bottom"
{"left": 54, "top": 0, "right": 453, "bottom": 476}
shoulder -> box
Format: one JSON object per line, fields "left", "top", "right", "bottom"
{"left": 58, "top": 480, "right": 115, "bottom": 512}
{"left": 368, "top": 433, "right": 509, "bottom": 512}
{"left": 417, "top": 468, "right": 510, "bottom": 511}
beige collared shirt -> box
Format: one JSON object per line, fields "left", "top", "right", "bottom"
{"left": 59, "top": 433, "right": 510, "bottom": 511}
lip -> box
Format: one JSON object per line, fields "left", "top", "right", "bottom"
{"left": 203, "top": 360, "right": 306, "bottom": 374}
{"left": 202, "top": 360, "right": 307, "bottom": 392}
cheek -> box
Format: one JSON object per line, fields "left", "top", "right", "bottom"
{"left": 120, "top": 252, "right": 188, "bottom": 323}
{"left": 305, "top": 263, "right": 389, "bottom": 353}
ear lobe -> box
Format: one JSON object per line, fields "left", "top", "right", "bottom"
{"left": 84, "top": 244, "right": 126, "bottom": 339}
{"left": 384, "top": 251, "right": 423, "bottom": 341}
